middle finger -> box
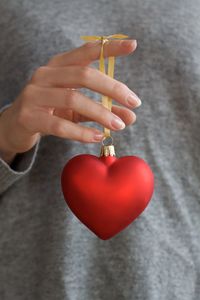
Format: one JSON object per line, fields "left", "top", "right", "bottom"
{"left": 31, "top": 65, "right": 142, "bottom": 109}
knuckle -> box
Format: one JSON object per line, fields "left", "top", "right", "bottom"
{"left": 47, "top": 54, "right": 59, "bottom": 66}
{"left": 31, "top": 66, "right": 48, "bottom": 83}
{"left": 53, "top": 122, "right": 66, "bottom": 137}
{"left": 79, "top": 66, "right": 91, "bottom": 84}
{"left": 66, "top": 90, "right": 78, "bottom": 108}
{"left": 77, "top": 127, "right": 89, "bottom": 142}
{"left": 22, "top": 84, "right": 35, "bottom": 100}
{"left": 16, "top": 106, "right": 31, "bottom": 128}
{"left": 111, "top": 80, "right": 127, "bottom": 95}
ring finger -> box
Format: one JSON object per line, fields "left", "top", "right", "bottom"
{"left": 27, "top": 84, "right": 131, "bottom": 131}
{"left": 58, "top": 103, "right": 137, "bottom": 125}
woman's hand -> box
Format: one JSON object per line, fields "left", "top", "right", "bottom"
{"left": 0, "top": 39, "right": 141, "bottom": 163}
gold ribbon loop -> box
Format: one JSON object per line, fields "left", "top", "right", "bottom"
{"left": 80, "top": 33, "right": 129, "bottom": 138}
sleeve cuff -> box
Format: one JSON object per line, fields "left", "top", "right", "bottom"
{"left": 0, "top": 103, "right": 41, "bottom": 195}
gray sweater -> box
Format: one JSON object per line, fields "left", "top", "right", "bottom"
{"left": 0, "top": 0, "right": 200, "bottom": 299}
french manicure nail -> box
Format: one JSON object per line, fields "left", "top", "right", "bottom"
{"left": 111, "top": 116, "right": 126, "bottom": 130}
{"left": 122, "top": 39, "right": 137, "bottom": 47}
{"left": 127, "top": 93, "right": 142, "bottom": 107}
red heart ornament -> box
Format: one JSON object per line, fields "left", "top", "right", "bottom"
{"left": 61, "top": 151, "right": 154, "bottom": 240}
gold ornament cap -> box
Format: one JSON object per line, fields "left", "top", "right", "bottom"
{"left": 100, "top": 136, "right": 116, "bottom": 157}
{"left": 100, "top": 145, "right": 116, "bottom": 157}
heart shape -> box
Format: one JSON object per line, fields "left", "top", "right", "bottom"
{"left": 61, "top": 154, "right": 154, "bottom": 240}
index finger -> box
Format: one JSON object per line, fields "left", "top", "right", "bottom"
{"left": 47, "top": 39, "right": 137, "bottom": 67}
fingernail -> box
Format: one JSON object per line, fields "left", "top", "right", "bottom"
{"left": 122, "top": 39, "right": 137, "bottom": 47}
{"left": 127, "top": 93, "right": 142, "bottom": 107}
{"left": 93, "top": 133, "right": 104, "bottom": 141}
{"left": 111, "top": 116, "right": 126, "bottom": 130}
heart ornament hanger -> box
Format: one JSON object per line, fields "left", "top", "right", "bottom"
{"left": 61, "top": 34, "right": 154, "bottom": 240}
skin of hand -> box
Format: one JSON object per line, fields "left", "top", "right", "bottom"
{"left": 0, "top": 39, "right": 141, "bottom": 164}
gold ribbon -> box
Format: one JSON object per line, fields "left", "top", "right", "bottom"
{"left": 80, "top": 33, "right": 129, "bottom": 138}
